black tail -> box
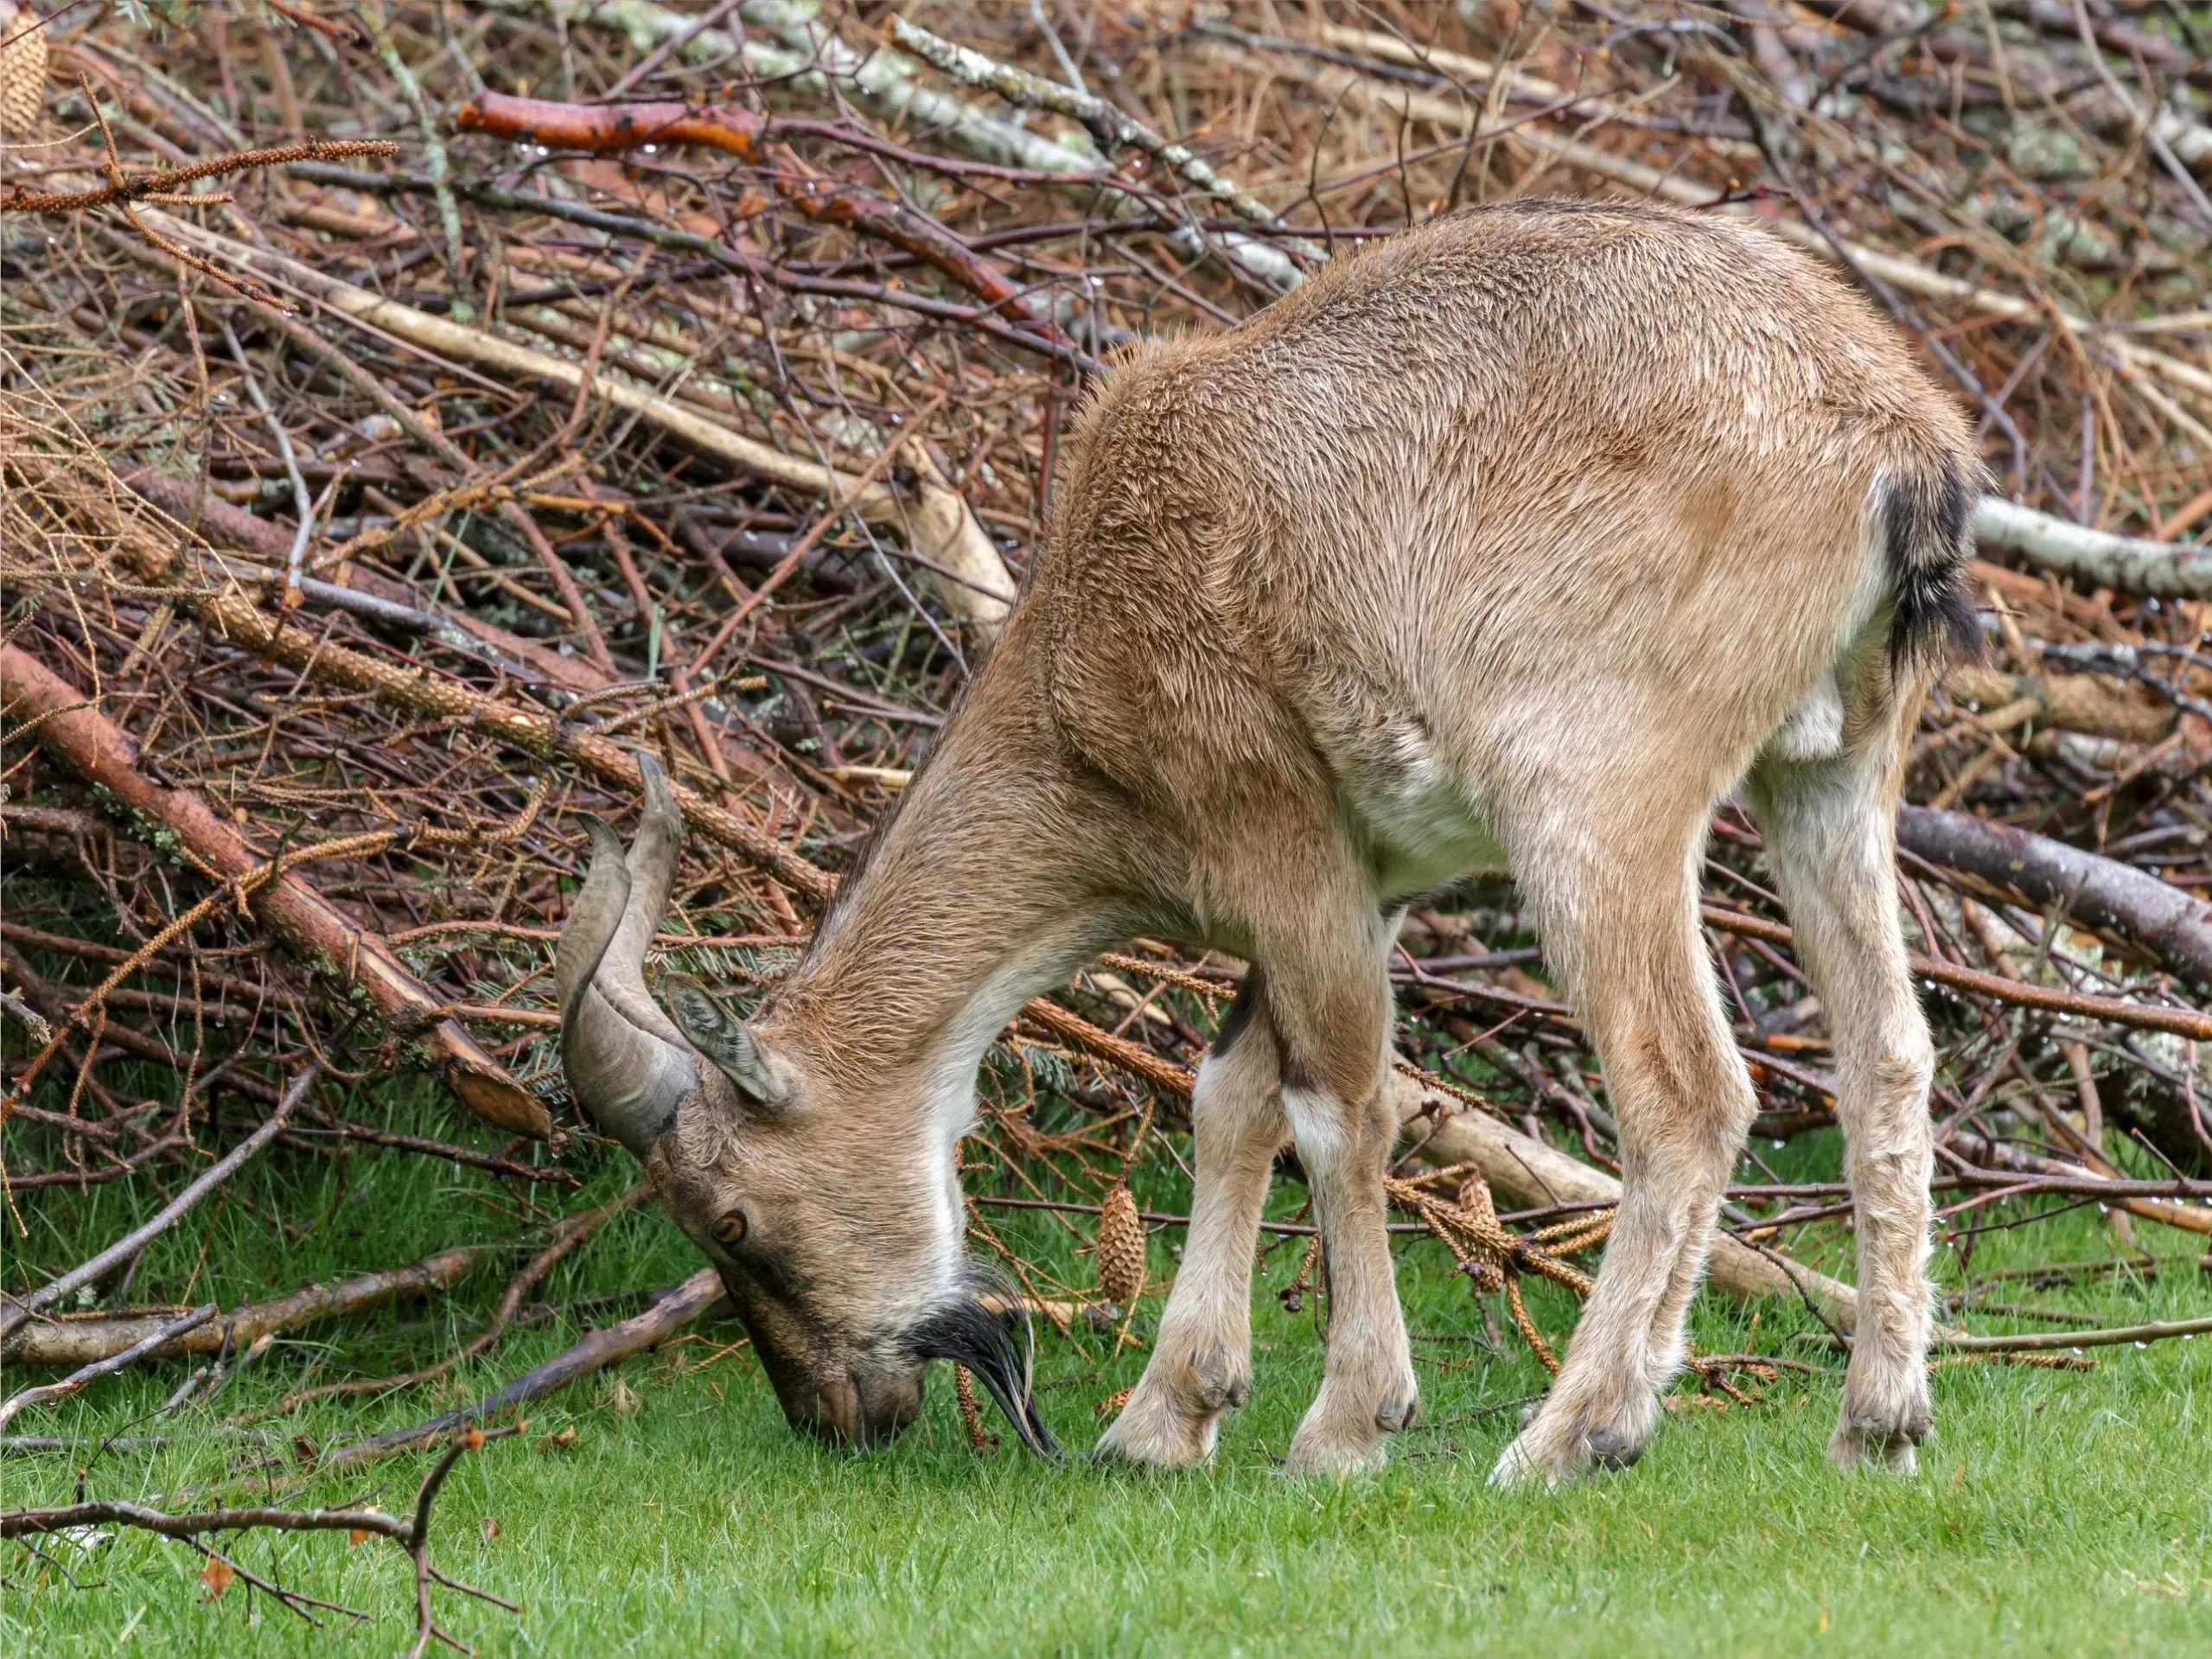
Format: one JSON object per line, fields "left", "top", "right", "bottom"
{"left": 1879, "top": 452, "right": 1981, "bottom": 670}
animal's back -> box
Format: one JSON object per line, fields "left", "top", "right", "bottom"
{"left": 1033, "top": 199, "right": 1973, "bottom": 884}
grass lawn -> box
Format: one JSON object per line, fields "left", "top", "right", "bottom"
{"left": 7, "top": 1084, "right": 2212, "bottom": 1657}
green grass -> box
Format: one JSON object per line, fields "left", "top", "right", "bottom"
{"left": 7, "top": 1084, "right": 2212, "bottom": 1657}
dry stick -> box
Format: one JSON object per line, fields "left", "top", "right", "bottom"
{"left": 284, "top": 1114, "right": 579, "bottom": 1188}
{"left": 1, "top": 1426, "right": 520, "bottom": 1658}
{"left": 124, "top": 549, "right": 826, "bottom": 902}
{"left": 878, "top": 10, "right": 1310, "bottom": 299}
{"left": 135, "top": 208, "right": 1018, "bottom": 635}
{"left": 0, "top": 1305, "right": 218, "bottom": 1431}
{"left": 887, "top": 16, "right": 1285, "bottom": 229}
{"left": 3, "top": 1242, "right": 499, "bottom": 1369}
{"left": 316, "top": 1267, "right": 725, "bottom": 1474}
{"left": 153, "top": 264, "right": 616, "bottom": 673}
{"left": 16, "top": 441, "right": 826, "bottom": 896}
{"left": 118, "top": 471, "right": 803, "bottom": 799}
{"left": 1386, "top": 1072, "right": 1867, "bottom": 1326}
{"left": 356, "top": 0, "right": 469, "bottom": 324}
{"left": 487, "top": 0, "right": 1304, "bottom": 291}
{"left": 695, "top": 399, "right": 947, "bottom": 659}
{"left": 1242, "top": 46, "right": 2212, "bottom": 404}
{"left": 1948, "top": 1133, "right": 2212, "bottom": 1240}
{"left": 270, "top": 1183, "right": 651, "bottom": 1408}
{"left": 1941, "top": 1313, "right": 2212, "bottom": 1353}
{"left": 0, "top": 642, "right": 545, "bottom": 1133}
{"left": 0, "top": 1066, "right": 317, "bottom": 1345}
{"left": 1897, "top": 806, "right": 2212, "bottom": 991}
{"left": 21, "top": 497, "right": 1195, "bottom": 1090}
{"left": 2068, "top": 0, "right": 2212, "bottom": 233}
{"left": 1700, "top": 901, "right": 2212, "bottom": 1041}
{"left": 1019, "top": 998, "right": 1198, "bottom": 1099}
{"left": 0, "top": 137, "right": 394, "bottom": 214}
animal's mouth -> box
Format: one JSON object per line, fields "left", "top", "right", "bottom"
{"left": 907, "top": 1292, "right": 1059, "bottom": 1458}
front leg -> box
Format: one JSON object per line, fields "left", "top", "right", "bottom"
{"left": 1282, "top": 1075, "right": 1418, "bottom": 1474}
{"left": 1097, "top": 976, "right": 1284, "bottom": 1467}
{"left": 1261, "top": 922, "right": 1418, "bottom": 1476}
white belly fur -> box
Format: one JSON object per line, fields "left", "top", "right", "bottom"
{"left": 1335, "top": 731, "right": 1510, "bottom": 899}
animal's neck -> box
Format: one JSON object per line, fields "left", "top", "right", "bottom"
{"left": 768, "top": 671, "right": 1117, "bottom": 1137}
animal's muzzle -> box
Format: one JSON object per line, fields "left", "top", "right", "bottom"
{"left": 768, "top": 1358, "right": 925, "bottom": 1449}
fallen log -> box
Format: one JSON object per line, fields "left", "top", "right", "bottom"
{"left": 1970, "top": 498, "right": 2212, "bottom": 602}
{"left": 0, "top": 645, "right": 545, "bottom": 1134}
{"left": 1942, "top": 663, "right": 2177, "bottom": 745}
{"left": 0, "top": 1305, "right": 219, "bottom": 1432}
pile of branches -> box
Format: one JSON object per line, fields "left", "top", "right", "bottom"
{"left": 5, "top": 0, "right": 2212, "bottom": 1626}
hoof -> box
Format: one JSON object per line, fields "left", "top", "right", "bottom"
{"left": 1374, "top": 1394, "right": 1418, "bottom": 1434}
{"left": 1585, "top": 1422, "right": 1643, "bottom": 1471}
{"left": 1491, "top": 1397, "right": 1655, "bottom": 1489}
{"left": 1093, "top": 1344, "right": 1251, "bottom": 1470}
{"left": 1831, "top": 1363, "right": 1931, "bottom": 1474}
{"left": 1829, "top": 1413, "right": 1928, "bottom": 1475}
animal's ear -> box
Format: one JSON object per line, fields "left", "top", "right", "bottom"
{"left": 662, "top": 974, "right": 788, "bottom": 1115}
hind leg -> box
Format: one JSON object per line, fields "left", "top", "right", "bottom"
{"left": 1493, "top": 808, "right": 1759, "bottom": 1487}
{"left": 1746, "top": 721, "right": 1935, "bottom": 1472}
{"left": 1097, "top": 975, "right": 1286, "bottom": 1466}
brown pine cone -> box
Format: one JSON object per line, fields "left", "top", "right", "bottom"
{"left": 1093, "top": 1180, "right": 1147, "bottom": 1308}
{"left": 0, "top": 1, "right": 48, "bottom": 143}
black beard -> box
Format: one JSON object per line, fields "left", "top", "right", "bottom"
{"left": 907, "top": 1285, "right": 1058, "bottom": 1459}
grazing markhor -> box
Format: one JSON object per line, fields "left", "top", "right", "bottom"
{"left": 558, "top": 198, "right": 1978, "bottom": 1483}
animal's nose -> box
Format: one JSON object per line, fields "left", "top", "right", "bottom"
{"left": 854, "top": 1366, "right": 924, "bottom": 1446}
{"left": 788, "top": 1366, "right": 922, "bottom": 1448}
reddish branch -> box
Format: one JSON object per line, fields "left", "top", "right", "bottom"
{"left": 455, "top": 93, "right": 1082, "bottom": 359}
{"left": 0, "top": 645, "right": 545, "bottom": 1133}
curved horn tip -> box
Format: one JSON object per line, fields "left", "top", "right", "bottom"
{"left": 577, "top": 810, "right": 629, "bottom": 864}
{"left": 636, "top": 751, "right": 680, "bottom": 828}
{"left": 556, "top": 810, "right": 634, "bottom": 1007}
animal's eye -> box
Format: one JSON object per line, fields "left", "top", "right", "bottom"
{"left": 711, "top": 1209, "right": 748, "bottom": 1247}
